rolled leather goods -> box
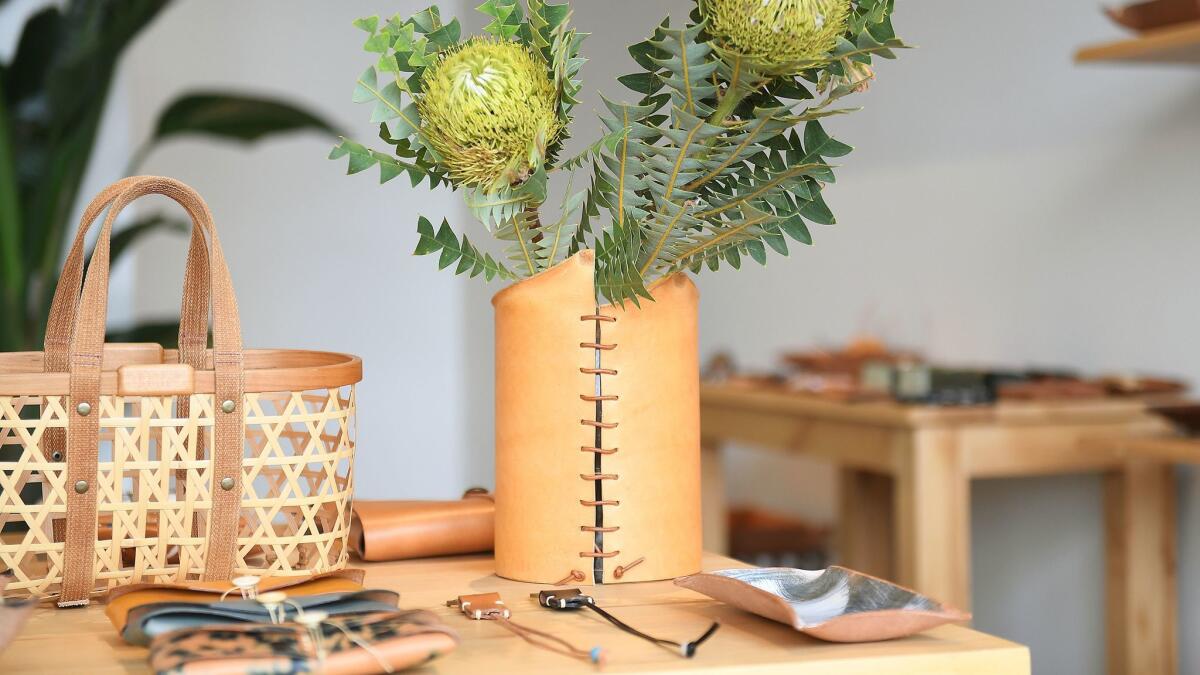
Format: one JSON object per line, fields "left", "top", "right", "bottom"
{"left": 122, "top": 589, "right": 400, "bottom": 646}
{"left": 147, "top": 610, "right": 458, "bottom": 675}
{"left": 350, "top": 489, "right": 495, "bottom": 561}
{"left": 105, "top": 569, "right": 366, "bottom": 638}
{"left": 493, "top": 251, "right": 702, "bottom": 585}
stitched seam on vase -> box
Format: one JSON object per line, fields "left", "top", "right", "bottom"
{"left": 580, "top": 311, "right": 618, "bottom": 583}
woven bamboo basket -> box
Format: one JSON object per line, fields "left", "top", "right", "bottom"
{"left": 0, "top": 177, "right": 362, "bottom": 606}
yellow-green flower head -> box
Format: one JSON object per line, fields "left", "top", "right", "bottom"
{"left": 418, "top": 37, "right": 560, "bottom": 189}
{"left": 702, "top": 0, "right": 851, "bottom": 73}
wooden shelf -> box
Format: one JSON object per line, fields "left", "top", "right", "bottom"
{"left": 1075, "top": 20, "right": 1200, "bottom": 63}
{"left": 1076, "top": 21, "right": 1200, "bottom": 64}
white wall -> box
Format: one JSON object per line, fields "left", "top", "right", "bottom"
{"left": 9, "top": 0, "right": 1198, "bottom": 672}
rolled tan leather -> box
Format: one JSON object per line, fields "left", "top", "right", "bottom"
{"left": 493, "top": 251, "right": 702, "bottom": 584}
{"left": 350, "top": 491, "right": 495, "bottom": 561}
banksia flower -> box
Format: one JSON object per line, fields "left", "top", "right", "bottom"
{"left": 701, "top": 0, "right": 851, "bottom": 74}
{"left": 417, "top": 37, "right": 561, "bottom": 190}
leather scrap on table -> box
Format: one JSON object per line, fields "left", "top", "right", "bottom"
{"left": 0, "top": 575, "right": 35, "bottom": 654}
{"left": 147, "top": 609, "right": 458, "bottom": 675}
{"left": 350, "top": 488, "right": 495, "bottom": 562}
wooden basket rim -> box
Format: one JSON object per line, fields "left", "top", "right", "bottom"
{"left": 0, "top": 344, "right": 362, "bottom": 395}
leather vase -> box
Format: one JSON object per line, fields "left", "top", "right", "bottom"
{"left": 493, "top": 250, "right": 702, "bottom": 584}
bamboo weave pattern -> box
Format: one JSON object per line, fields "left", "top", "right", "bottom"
{"left": 0, "top": 386, "right": 355, "bottom": 599}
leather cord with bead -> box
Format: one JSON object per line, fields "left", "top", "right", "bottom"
{"left": 448, "top": 592, "right": 606, "bottom": 666}
{"left": 534, "top": 588, "right": 719, "bottom": 658}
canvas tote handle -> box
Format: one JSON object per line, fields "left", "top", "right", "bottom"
{"left": 43, "top": 179, "right": 216, "bottom": 541}
{"left": 56, "top": 176, "right": 245, "bottom": 607}
{"left": 43, "top": 176, "right": 214, "bottom": 368}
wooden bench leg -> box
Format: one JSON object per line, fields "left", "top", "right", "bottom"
{"left": 701, "top": 439, "right": 729, "bottom": 555}
{"left": 1104, "top": 461, "right": 1177, "bottom": 675}
{"left": 838, "top": 468, "right": 895, "bottom": 580}
{"left": 894, "top": 429, "right": 972, "bottom": 613}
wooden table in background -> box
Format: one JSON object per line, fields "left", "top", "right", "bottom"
{"left": 699, "top": 383, "right": 1175, "bottom": 675}
{"left": 0, "top": 553, "right": 1030, "bottom": 674}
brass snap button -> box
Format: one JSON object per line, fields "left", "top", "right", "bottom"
{"left": 221, "top": 399, "right": 236, "bottom": 414}
{"left": 74, "top": 480, "right": 89, "bottom": 494}
{"left": 220, "top": 476, "right": 236, "bottom": 491}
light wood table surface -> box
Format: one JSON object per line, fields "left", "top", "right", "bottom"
{"left": 699, "top": 383, "right": 1174, "bottom": 675}
{"left": 1, "top": 552, "right": 1029, "bottom": 674}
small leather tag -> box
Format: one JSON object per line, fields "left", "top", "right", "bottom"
{"left": 453, "top": 592, "right": 510, "bottom": 620}
{"left": 117, "top": 364, "right": 196, "bottom": 396}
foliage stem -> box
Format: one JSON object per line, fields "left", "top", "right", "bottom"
{"left": 0, "top": 70, "right": 27, "bottom": 349}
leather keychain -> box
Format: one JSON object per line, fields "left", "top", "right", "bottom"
{"left": 533, "top": 588, "right": 719, "bottom": 658}
{"left": 447, "top": 592, "right": 607, "bottom": 665}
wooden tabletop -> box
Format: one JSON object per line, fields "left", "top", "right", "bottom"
{"left": 701, "top": 382, "right": 1154, "bottom": 430}
{"left": 1, "top": 553, "right": 1030, "bottom": 674}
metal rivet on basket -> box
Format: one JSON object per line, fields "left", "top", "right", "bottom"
{"left": 51, "top": 451, "right": 63, "bottom": 461}
{"left": 76, "top": 401, "right": 91, "bottom": 416}
{"left": 221, "top": 399, "right": 236, "bottom": 414}
{"left": 74, "top": 480, "right": 89, "bottom": 494}
{"left": 220, "top": 476, "right": 236, "bottom": 491}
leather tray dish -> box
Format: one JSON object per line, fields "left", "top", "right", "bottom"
{"left": 675, "top": 566, "right": 969, "bottom": 643}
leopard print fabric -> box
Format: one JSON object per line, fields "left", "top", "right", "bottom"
{"left": 148, "top": 610, "right": 458, "bottom": 674}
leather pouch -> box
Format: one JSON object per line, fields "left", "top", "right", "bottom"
{"left": 350, "top": 489, "right": 494, "bottom": 561}
{"left": 147, "top": 609, "right": 458, "bottom": 675}
{"left": 493, "top": 251, "right": 702, "bottom": 585}
{"left": 106, "top": 569, "right": 366, "bottom": 638}
{"left": 122, "top": 589, "right": 400, "bottom": 646}
{"left": 675, "top": 566, "right": 969, "bottom": 642}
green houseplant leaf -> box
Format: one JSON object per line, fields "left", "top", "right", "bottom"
{"left": 131, "top": 92, "right": 340, "bottom": 168}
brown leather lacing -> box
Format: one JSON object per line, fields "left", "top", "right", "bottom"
{"left": 553, "top": 569, "right": 586, "bottom": 585}
{"left": 612, "top": 556, "right": 646, "bottom": 579}
{"left": 580, "top": 310, "right": 619, "bottom": 583}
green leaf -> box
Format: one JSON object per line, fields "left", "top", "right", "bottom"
{"left": 802, "top": 120, "right": 853, "bottom": 159}
{"left": 105, "top": 216, "right": 189, "bottom": 266}
{"left": 353, "top": 16, "right": 380, "bottom": 33}
{"left": 133, "top": 93, "right": 339, "bottom": 167}
{"left": 106, "top": 320, "right": 182, "bottom": 348}
{"left": 413, "top": 216, "right": 516, "bottom": 281}
{"left": 779, "top": 215, "right": 813, "bottom": 244}
{"left": 413, "top": 216, "right": 440, "bottom": 255}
